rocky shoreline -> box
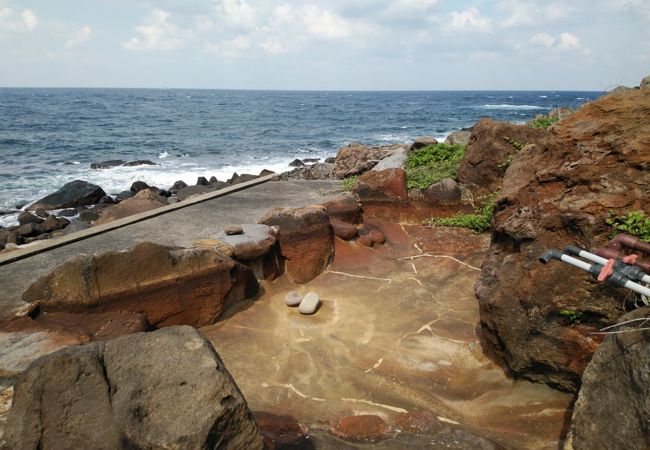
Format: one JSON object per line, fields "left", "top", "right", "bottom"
{"left": 1, "top": 77, "right": 650, "bottom": 449}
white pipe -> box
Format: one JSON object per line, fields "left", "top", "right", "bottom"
{"left": 559, "top": 254, "right": 593, "bottom": 272}
{"left": 575, "top": 249, "right": 608, "bottom": 265}
{"left": 623, "top": 280, "right": 650, "bottom": 298}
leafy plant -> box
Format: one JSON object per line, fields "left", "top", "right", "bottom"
{"left": 424, "top": 197, "right": 495, "bottom": 233}
{"left": 560, "top": 309, "right": 584, "bottom": 324}
{"left": 528, "top": 114, "right": 559, "bottom": 129}
{"left": 503, "top": 136, "right": 526, "bottom": 150}
{"left": 339, "top": 175, "right": 358, "bottom": 192}
{"left": 405, "top": 143, "right": 466, "bottom": 190}
{"left": 606, "top": 210, "right": 650, "bottom": 242}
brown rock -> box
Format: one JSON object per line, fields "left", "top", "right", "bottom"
{"left": 410, "top": 136, "right": 438, "bottom": 150}
{"left": 175, "top": 184, "right": 217, "bottom": 201}
{"left": 323, "top": 195, "right": 362, "bottom": 224}
{"left": 358, "top": 234, "right": 374, "bottom": 247}
{"left": 216, "top": 224, "right": 277, "bottom": 262}
{"left": 329, "top": 415, "right": 390, "bottom": 442}
{"left": 17, "top": 212, "right": 44, "bottom": 226}
{"left": 16, "top": 222, "right": 43, "bottom": 238}
{"left": 225, "top": 225, "right": 244, "bottom": 235}
{"left": 5, "top": 326, "right": 265, "bottom": 450}
{"left": 22, "top": 242, "right": 259, "bottom": 328}
{"left": 369, "top": 229, "right": 386, "bottom": 245}
{"left": 422, "top": 178, "right": 461, "bottom": 206}
{"left": 330, "top": 218, "right": 358, "bottom": 240}
{"left": 444, "top": 130, "right": 472, "bottom": 147}
{"left": 333, "top": 143, "right": 408, "bottom": 179}
{"left": 458, "top": 119, "right": 548, "bottom": 193}
{"left": 41, "top": 215, "right": 70, "bottom": 233}
{"left": 394, "top": 411, "right": 443, "bottom": 436}
{"left": 475, "top": 87, "right": 650, "bottom": 391}
{"left": 254, "top": 412, "right": 309, "bottom": 450}
{"left": 259, "top": 207, "right": 333, "bottom": 283}
{"left": 353, "top": 168, "right": 408, "bottom": 204}
{"left": 95, "top": 188, "right": 167, "bottom": 225}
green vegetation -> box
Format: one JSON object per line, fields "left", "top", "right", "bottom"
{"left": 528, "top": 114, "right": 559, "bottom": 129}
{"left": 503, "top": 136, "right": 526, "bottom": 151}
{"left": 606, "top": 210, "right": 650, "bottom": 242}
{"left": 405, "top": 143, "right": 466, "bottom": 190}
{"left": 424, "top": 197, "right": 495, "bottom": 233}
{"left": 339, "top": 175, "right": 358, "bottom": 192}
{"left": 559, "top": 309, "right": 584, "bottom": 324}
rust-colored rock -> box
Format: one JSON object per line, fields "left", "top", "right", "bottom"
{"left": 358, "top": 234, "right": 374, "bottom": 247}
{"left": 323, "top": 195, "right": 362, "bottom": 224}
{"left": 369, "top": 229, "right": 386, "bottom": 245}
{"left": 333, "top": 143, "right": 408, "bottom": 179}
{"left": 329, "top": 415, "right": 390, "bottom": 442}
{"left": 394, "top": 411, "right": 443, "bottom": 436}
{"left": 353, "top": 168, "right": 408, "bottom": 204}
{"left": 259, "top": 207, "right": 333, "bottom": 284}
{"left": 330, "top": 218, "right": 358, "bottom": 240}
{"left": 22, "top": 242, "right": 258, "bottom": 328}
{"left": 254, "top": 412, "right": 309, "bottom": 450}
{"left": 458, "top": 119, "right": 549, "bottom": 193}
{"left": 95, "top": 188, "right": 167, "bottom": 225}
{"left": 476, "top": 88, "right": 650, "bottom": 391}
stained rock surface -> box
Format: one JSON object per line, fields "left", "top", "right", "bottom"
{"left": 5, "top": 326, "right": 264, "bottom": 450}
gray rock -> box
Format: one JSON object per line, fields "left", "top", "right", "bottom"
{"left": 6, "top": 326, "right": 265, "bottom": 450}
{"left": 325, "top": 156, "right": 336, "bottom": 163}
{"left": 217, "top": 224, "right": 276, "bottom": 262}
{"left": 289, "top": 159, "right": 305, "bottom": 167}
{"left": 18, "top": 212, "right": 44, "bottom": 226}
{"left": 299, "top": 292, "right": 321, "bottom": 315}
{"left": 62, "top": 221, "right": 91, "bottom": 235}
{"left": 27, "top": 180, "right": 107, "bottom": 212}
{"left": 411, "top": 136, "right": 438, "bottom": 150}
{"left": 169, "top": 180, "right": 188, "bottom": 193}
{"left": 284, "top": 163, "right": 334, "bottom": 180}
{"left": 225, "top": 225, "right": 244, "bottom": 236}
{"left": 197, "top": 176, "right": 210, "bottom": 186}
{"left": 130, "top": 180, "right": 150, "bottom": 193}
{"left": 16, "top": 222, "right": 43, "bottom": 238}
{"left": 285, "top": 291, "right": 302, "bottom": 307}
{"left": 641, "top": 75, "right": 650, "bottom": 89}
{"left": 78, "top": 210, "right": 100, "bottom": 222}
{"left": 444, "top": 130, "right": 471, "bottom": 147}
{"left": 373, "top": 150, "right": 407, "bottom": 171}
{"left": 115, "top": 190, "right": 135, "bottom": 202}
{"left": 422, "top": 178, "right": 461, "bottom": 206}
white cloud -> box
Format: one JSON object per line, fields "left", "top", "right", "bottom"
{"left": 558, "top": 32, "right": 580, "bottom": 50}
{"left": 0, "top": 4, "right": 38, "bottom": 32}
{"left": 445, "top": 7, "right": 493, "bottom": 33}
{"left": 216, "top": 0, "right": 257, "bottom": 30}
{"left": 529, "top": 32, "right": 555, "bottom": 47}
{"left": 123, "top": 9, "right": 192, "bottom": 51}
{"left": 65, "top": 25, "right": 92, "bottom": 49}
{"left": 499, "top": 1, "right": 570, "bottom": 28}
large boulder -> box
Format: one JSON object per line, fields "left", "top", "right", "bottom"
{"left": 353, "top": 168, "right": 408, "bottom": 204}
{"left": 259, "top": 207, "right": 333, "bottom": 284}
{"left": 372, "top": 148, "right": 407, "bottom": 171}
{"left": 475, "top": 88, "right": 650, "bottom": 391}
{"left": 284, "top": 162, "right": 334, "bottom": 180}
{"left": 323, "top": 195, "right": 362, "bottom": 224}
{"left": 95, "top": 188, "right": 167, "bottom": 225}
{"left": 22, "top": 242, "right": 258, "bottom": 328}
{"left": 444, "top": 130, "right": 471, "bottom": 147}
{"left": 422, "top": 178, "right": 461, "bottom": 206}
{"left": 640, "top": 74, "right": 650, "bottom": 89}
{"left": 5, "top": 326, "right": 264, "bottom": 450}
{"left": 457, "top": 119, "right": 548, "bottom": 193}
{"left": 27, "top": 180, "right": 107, "bottom": 211}
{"left": 216, "top": 224, "right": 277, "bottom": 262}
{"left": 332, "top": 143, "right": 408, "bottom": 179}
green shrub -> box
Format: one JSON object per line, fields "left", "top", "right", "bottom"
{"left": 559, "top": 309, "right": 583, "bottom": 324}
{"left": 424, "top": 198, "right": 495, "bottom": 233}
{"left": 339, "top": 175, "right": 358, "bottom": 192}
{"left": 405, "top": 143, "right": 466, "bottom": 190}
{"left": 528, "top": 115, "right": 559, "bottom": 129}
{"left": 606, "top": 210, "right": 650, "bottom": 242}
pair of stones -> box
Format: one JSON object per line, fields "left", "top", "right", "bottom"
{"left": 285, "top": 291, "right": 321, "bottom": 315}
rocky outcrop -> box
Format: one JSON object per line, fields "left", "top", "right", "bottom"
{"left": 476, "top": 88, "right": 650, "bottom": 391}
{"left": 95, "top": 188, "right": 167, "bottom": 225}
{"left": 90, "top": 159, "right": 157, "bottom": 169}
{"left": 457, "top": 119, "right": 548, "bottom": 193}
{"left": 444, "top": 130, "right": 471, "bottom": 147}
{"left": 283, "top": 163, "right": 333, "bottom": 180}
{"left": 5, "top": 326, "right": 264, "bottom": 450}
{"left": 565, "top": 308, "right": 650, "bottom": 450}
{"left": 259, "top": 207, "right": 333, "bottom": 283}
{"left": 323, "top": 195, "right": 362, "bottom": 225}
{"left": 422, "top": 178, "right": 461, "bottom": 206}
{"left": 332, "top": 143, "right": 408, "bottom": 179}
{"left": 353, "top": 168, "right": 408, "bottom": 204}
{"left": 27, "top": 180, "right": 107, "bottom": 211}
{"left": 22, "top": 242, "right": 258, "bottom": 328}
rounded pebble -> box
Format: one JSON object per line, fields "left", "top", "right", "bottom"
{"left": 224, "top": 225, "right": 244, "bottom": 235}
{"left": 298, "top": 292, "right": 321, "bottom": 315}
{"left": 285, "top": 291, "right": 303, "bottom": 307}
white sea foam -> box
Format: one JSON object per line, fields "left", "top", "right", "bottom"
{"left": 539, "top": 95, "right": 548, "bottom": 98}
{"left": 159, "top": 151, "right": 170, "bottom": 159}
{"left": 478, "top": 104, "right": 547, "bottom": 110}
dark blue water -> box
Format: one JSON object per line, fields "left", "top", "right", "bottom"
{"left": 0, "top": 88, "right": 601, "bottom": 224}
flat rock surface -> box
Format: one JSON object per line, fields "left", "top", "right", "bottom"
{"left": 202, "top": 220, "right": 573, "bottom": 450}
{"left": 0, "top": 180, "right": 340, "bottom": 319}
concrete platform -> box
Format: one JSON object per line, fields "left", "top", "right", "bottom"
{"left": 0, "top": 179, "right": 341, "bottom": 319}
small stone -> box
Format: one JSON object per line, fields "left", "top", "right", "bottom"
{"left": 12, "top": 302, "right": 40, "bottom": 319}
{"left": 298, "top": 292, "right": 321, "bottom": 315}
{"left": 224, "top": 225, "right": 244, "bottom": 236}
{"left": 369, "top": 229, "right": 386, "bottom": 245}
{"left": 285, "top": 291, "right": 302, "bottom": 307}
{"left": 358, "top": 234, "right": 374, "bottom": 247}
{"left": 330, "top": 415, "right": 390, "bottom": 442}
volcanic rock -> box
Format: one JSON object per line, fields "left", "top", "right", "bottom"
{"left": 169, "top": 180, "right": 188, "bottom": 193}
{"left": 330, "top": 218, "right": 358, "bottom": 240}
{"left": 21, "top": 242, "right": 259, "bottom": 328}
{"left": 90, "top": 159, "right": 125, "bottom": 169}
{"left": 95, "top": 188, "right": 167, "bottom": 225}
{"left": 197, "top": 176, "right": 210, "bottom": 186}
{"left": 323, "top": 195, "right": 362, "bottom": 224}
{"left": 422, "top": 178, "right": 462, "bottom": 206}
{"left": 332, "top": 143, "right": 408, "bottom": 179}
{"left": 122, "top": 159, "right": 157, "bottom": 167}
{"left": 475, "top": 87, "right": 650, "bottom": 391}
{"left": 260, "top": 207, "right": 333, "bottom": 284}
{"left": 444, "top": 130, "right": 472, "bottom": 147}
{"left": 27, "top": 180, "right": 107, "bottom": 212}
{"left": 5, "top": 326, "right": 264, "bottom": 450}
{"left": 458, "top": 119, "right": 548, "bottom": 193}
{"left": 353, "top": 168, "right": 408, "bottom": 204}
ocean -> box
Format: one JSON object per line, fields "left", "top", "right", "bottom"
{"left": 0, "top": 88, "right": 602, "bottom": 226}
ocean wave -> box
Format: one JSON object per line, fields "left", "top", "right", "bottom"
{"left": 478, "top": 104, "right": 547, "bottom": 110}
{"left": 159, "top": 151, "right": 170, "bottom": 159}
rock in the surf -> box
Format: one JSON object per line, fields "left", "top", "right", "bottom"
{"left": 27, "top": 180, "right": 107, "bottom": 212}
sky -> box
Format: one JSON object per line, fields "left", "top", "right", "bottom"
{"left": 0, "top": 0, "right": 648, "bottom": 90}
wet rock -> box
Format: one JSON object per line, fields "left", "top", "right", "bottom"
{"left": 34, "top": 208, "right": 48, "bottom": 218}
{"left": 289, "top": 159, "right": 305, "bottom": 167}
{"left": 422, "top": 178, "right": 461, "bottom": 206}
{"left": 298, "top": 292, "right": 321, "bottom": 315}
{"left": 129, "top": 180, "right": 150, "bottom": 193}
{"left": 17, "top": 212, "right": 43, "bottom": 226}
{"left": 122, "top": 159, "right": 157, "bottom": 167}
{"left": 27, "top": 180, "right": 107, "bottom": 212}
{"left": 394, "top": 411, "right": 443, "bottom": 436}
{"left": 369, "top": 229, "right": 386, "bottom": 245}
{"left": 353, "top": 168, "right": 408, "bottom": 204}
{"left": 97, "top": 195, "right": 116, "bottom": 205}
{"left": 330, "top": 218, "right": 358, "bottom": 240}
{"left": 57, "top": 208, "right": 77, "bottom": 217}
{"left": 22, "top": 242, "right": 259, "bottom": 328}
{"left": 254, "top": 412, "right": 309, "bottom": 450}
{"left": 90, "top": 159, "right": 125, "bottom": 169}
{"left": 567, "top": 308, "right": 650, "bottom": 450}
{"left": 95, "top": 188, "right": 167, "bottom": 225}
{"left": 284, "top": 291, "right": 302, "bottom": 307}
{"left": 329, "top": 415, "right": 390, "bottom": 442}
{"left": 260, "top": 207, "right": 333, "bottom": 284}
{"left": 411, "top": 136, "right": 438, "bottom": 150}
{"left": 114, "top": 190, "right": 134, "bottom": 202}
{"left": 197, "top": 176, "right": 210, "bottom": 186}
{"left": 304, "top": 158, "right": 320, "bottom": 163}
{"left": 444, "top": 130, "right": 472, "bottom": 147}
{"left": 5, "top": 326, "right": 265, "bottom": 450}
{"left": 476, "top": 87, "right": 650, "bottom": 391}
{"left": 41, "top": 215, "right": 70, "bottom": 233}
{"left": 169, "top": 180, "right": 188, "bottom": 193}
{"left": 225, "top": 225, "right": 244, "bottom": 235}
{"left": 333, "top": 143, "right": 408, "bottom": 179}
{"left": 216, "top": 224, "right": 276, "bottom": 262}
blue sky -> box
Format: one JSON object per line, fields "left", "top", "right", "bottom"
{"left": 0, "top": 0, "right": 648, "bottom": 90}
